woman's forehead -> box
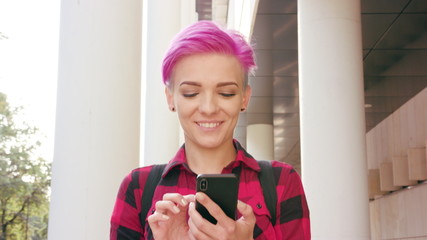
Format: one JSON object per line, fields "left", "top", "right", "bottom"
{"left": 170, "top": 54, "right": 245, "bottom": 87}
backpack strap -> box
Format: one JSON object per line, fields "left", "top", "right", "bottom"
{"left": 140, "top": 164, "right": 167, "bottom": 230}
{"left": 257, "top": 160, "right": 277, "bottom": 225}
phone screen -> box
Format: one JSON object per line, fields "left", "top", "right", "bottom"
{"left": 196, "top": 174, "right": 238, "bottom": 224}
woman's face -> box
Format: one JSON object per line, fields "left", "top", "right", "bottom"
{"left": 166, "top": 54, "right": 252, "bottom": 150}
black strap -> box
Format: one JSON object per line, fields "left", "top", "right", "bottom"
{"left": 233, "top": 160, "right": 277, "bottom": 225}
{"left": 258, "top": 160, "right": 277, "bottom": 225}
{"left": 140, "top": 164, "right": 166, "bottom": 230}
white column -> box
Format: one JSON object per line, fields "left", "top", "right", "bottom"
{"left": 227, "top": 0, "right": 259, "bottom": 39}
{"left": 298, "top": 0, "right": 369, "bottom": 239}
{"left": 48, "top": 0, "right": 141, "bottom": 239}
{"left": 141, "top": 0, "right": 196, "bottom": 166}
{"left": 247, "top": 124, "right": 274, "bottom": 160}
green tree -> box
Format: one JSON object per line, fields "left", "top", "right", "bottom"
{"left": 0, "top": 92, "right": 51, "bottom": 240}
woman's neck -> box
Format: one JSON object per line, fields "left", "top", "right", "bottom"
{"left": 185, "top": 141, "right": 236, "bottom": 174}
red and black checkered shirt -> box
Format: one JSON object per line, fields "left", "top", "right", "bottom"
{"left": 110, "top": 140, "right": 310, "bottom": 239}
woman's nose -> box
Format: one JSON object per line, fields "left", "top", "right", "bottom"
{"left": 198, "top": 94, "right": 218, "bottom": 114}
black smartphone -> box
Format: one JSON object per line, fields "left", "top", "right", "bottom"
{"left": 195, "top": 173, "right": 239, "bottom": 224}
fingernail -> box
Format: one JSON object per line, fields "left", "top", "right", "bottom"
{"left": 181, "top": 198, "right": 187, "bottom": 206}
{"left": 196, "top": 193, "right": 204, "bottom": 200}
{"left": 162, "top": 214, "right": 169, "bottom": 220}
{"left": 173, "top": 206, "right": 180, "bottom": 213}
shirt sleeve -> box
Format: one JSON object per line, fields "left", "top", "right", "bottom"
{"left": 273, "top": 162, "right": 311, "bottom": 239}
{"left": 110, "top": 169, "right": 146, "bottom": 240}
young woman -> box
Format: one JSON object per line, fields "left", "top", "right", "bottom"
{"left": 110, "top": 21, "right": 310, "bottom": 240}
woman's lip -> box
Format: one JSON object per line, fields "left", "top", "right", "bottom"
{"left": 196, "top": 121, "right": 222, "bottom": 128}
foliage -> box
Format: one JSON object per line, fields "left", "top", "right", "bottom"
{"left": 0, "top": 32, "right": 8, "bottom": 40}
{"left": 0, "top": 92, "right": 51, "bottom": 240}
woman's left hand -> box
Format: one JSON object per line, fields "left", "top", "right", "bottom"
{"left": 187, "top": 192, "right": 256, "bottom": 240}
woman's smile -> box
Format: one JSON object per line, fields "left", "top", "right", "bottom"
{"left": 196, "top": 121, "right": 222, "bottom": 129}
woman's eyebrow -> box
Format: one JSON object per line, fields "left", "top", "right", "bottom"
{"left": 179, "top": 81, "right": 239, "bottom": 87}
{"left": 217, "top": 82, "right": 238, "bottom": 87}
{"left": 179, "top": 81, "right": 201, "bottom": 87}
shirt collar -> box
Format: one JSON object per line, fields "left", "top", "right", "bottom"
{"left": 232, "top": 139, "right": 261, "bottom": 172}
{"left": 161, "top": 139, "right": 261, "bottom": 178}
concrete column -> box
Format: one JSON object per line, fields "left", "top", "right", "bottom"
{"left": 48, "top": 0, "right": 141, "bottom": 239}
{"left": 227, "top": 0, "right": 259, "bottom": 39}
{"left": 298, "top": 0, "right": 370, "bottom": 239}
{"left": 247, "top": 124, "right": 274, "bottom": 160}
{"left": 141, "top": 0, "right": 196, "bottom": 166}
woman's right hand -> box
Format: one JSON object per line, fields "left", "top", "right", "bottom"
{"left": 147, "top": 193, "right": 195, "bottom": 240}
{"left": 187, "top": 192, "right": 256, "bottom": 240}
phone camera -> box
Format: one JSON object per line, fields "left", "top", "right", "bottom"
{"left": 200, "top": 178, "right": 208, "bottom": 191}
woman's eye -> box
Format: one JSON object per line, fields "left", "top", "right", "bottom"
{"left": 220, "top": 93, "right": 236, "bottom": 97}
{"left": 183, "top": 93, "right": 198, "bottom": 98}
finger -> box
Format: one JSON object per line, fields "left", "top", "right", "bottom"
{"left": 183, "top": 194, "right": 196, "bottom": 203}
{"left": 188, "top": 202, "right": 211, "bottom": 240}
{"left": 188, "top": 218, "right": 210, "bottom": 240}
{"left": 163, "top": 193, "right": 189, "bottom": 207}
{"left": 155, "top": 200, "right": 181, "bottom": 214}
{"left": 237, "top": 200, "right": 256, "bottom": 225}
{"left": 147, "top": 211, "right": 170, "bottom": 232}
{"left": 188, "top": 201, "right": 204, "bottom": 223}
{"left": 147, "top": 211, "right": 171, "bottom": 238}
{"left": 193, "top": 194, "right": 236, "bottom": 239}
{"left": 148, "top": 211, "right": 170, "bottom": 222}
{"left": 196, "top": 192, "right": 231, "bottom": 222}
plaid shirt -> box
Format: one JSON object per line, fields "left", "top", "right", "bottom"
{"left": 110, "top": 140, "right": 310, "bottom": 239}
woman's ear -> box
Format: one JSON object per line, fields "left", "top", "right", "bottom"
{"left": 242, "top": 85, "right": 252, "bottom": 110}
{"left": 165, "top": 87, "right": 175, "bottom": 112}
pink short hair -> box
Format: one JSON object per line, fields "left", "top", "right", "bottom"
{"left": 162, "top": 21, "right": 256, "bottom": 86}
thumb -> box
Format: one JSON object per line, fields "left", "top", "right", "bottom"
{"left": 237, "top": 200, "right": 256, "bottom": 224}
